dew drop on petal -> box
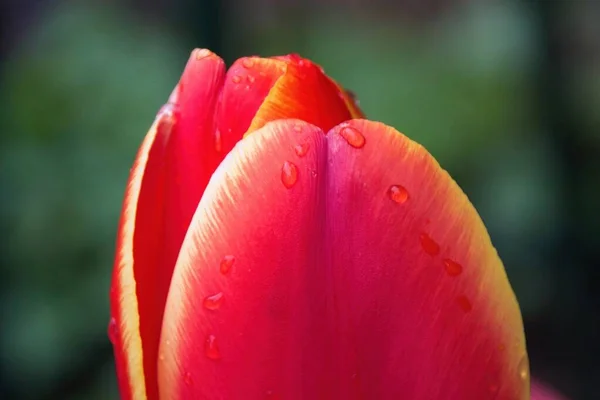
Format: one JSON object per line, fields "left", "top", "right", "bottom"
{"left": 232, "top": 75, "right": 242, "bottom": 84}
{"left": 247, "top": 75, "right": 255, "bottom": 84}
{"left": 387, "top": 184, "right": 409, "bottom": 204}
{"left": 205, "top": 334, "right": 221, "bottom": 360}
{"left": 220, "top": 255, "right": 235, "bottom": 275}
{"left": 107, "top": 317, "right": 117, "bottom": 344}
{"left": 293, "top": 123, "right": 303, "bottom": 133}
{"left": 419, "top": 232, "right": 440, "bottom": 256}
{"left": 339, "top": 125, "right": 366, "bottom": 149}
{"left": 456, "top": 295, "right": 472, "bottom": 312}
{"left": 203, "top": 292, "right": 224, "bottom": 310}
{"left": 183, "top": 371, "right": 193, "bottom": 386}
{"left": 443, "top": 259, "right": 463, "bottom": 277}
{"left": 242, "top": 58, "right": 255, "bottom": 68}
{"left": 518, "top": 354, "right": 529, "bottom": 381}
{"left": 281, "top": 161, "right": 298, "bottom": 188}
{"left": 294, "top": 142, "right": 310, "bottom": 157}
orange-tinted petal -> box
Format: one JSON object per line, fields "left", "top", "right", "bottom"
{"left": 245, "top": 55, "right": 363, "bottom": 136}
{"left": 109, "top": 49, "right": 226, "bottom": 400}
{"left": 158, "top": 118, "right": 527, "bottom": 399}
{"left": 215, "top": 54, "right": 362, "bottom": 151}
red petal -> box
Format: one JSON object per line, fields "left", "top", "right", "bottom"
{"left": 324, "top": 120, "right": 528, "bottom": 399}
{"left": 158, "top": 119, "right": 527, "bottom": 399}
{"left": 215, "top": 54, "right": 363, "bottom": 153}
{"left": 109, "top": 49, "right": 226, "bottom": 400}
{"left": 158, "top": 119, "right": 329, "bottom": 399}
{"left": 215, "top": 57, "right": 286, "bottom": 150}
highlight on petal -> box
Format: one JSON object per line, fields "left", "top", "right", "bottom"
{"left": 109, "top": 48, "right": 226, "bottom": 400}
{"left": 158, "top": 118, "right": 528, "bottom": 399}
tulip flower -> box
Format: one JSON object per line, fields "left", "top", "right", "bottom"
{"left": 109, "top": 49, "right": 551, "bottom": 399}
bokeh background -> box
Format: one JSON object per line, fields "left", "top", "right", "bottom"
{"left": 1, "top": 0, "right": 598, "bottom": 399}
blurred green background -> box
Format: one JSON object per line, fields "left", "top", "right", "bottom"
{"left": 1, "top": 0, "right": 598, "bottom": 399}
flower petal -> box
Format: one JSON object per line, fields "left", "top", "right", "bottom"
{"left": 215, "top": 56, "right": 286, "bottom": 149}
{"left": 158, "top": 119, "right": 328, "bottom": 399}
{"left": 158, "top": 118, "right": 528, "bottom": 399}
{"left": 109, "top": 49, "right": 225, "bottom": 400}
{"left": 245, "top": 55, "right": 362, "bottom": 136}
{"left": 325, "top": 119, "right": 529, "bottom": 399}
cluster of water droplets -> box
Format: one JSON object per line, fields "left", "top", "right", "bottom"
{"left": 274, "top": 122, "right": 530, "bottom": 395}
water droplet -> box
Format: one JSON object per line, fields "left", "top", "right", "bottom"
{"left": 419, "top": 233, "right": 440, "bottom": 255}
{"left": 214, "top": 129, "right": 222, "bottom": 153}
{"left": 232, "top": 75, "right": 242, "bottom": 84}
{"left": 242, "top": 58, "right": 255, "bottom": 68}
{"left": 443, "top": 259, "right": 463, "bottom": 276}
{"left": 158, "top": 352, "right": 165, "bottom": 361}
{"left": 107, "top": 317, "right": 117, "bottom": 344}
{"left": 456, "top": 295, "right": 472, "bottom": 312}
{"left": 203, "top": 292, "right": 224, "bottom": 310}
{"left": 293, "top": 123, "right": 303, "bottom": 133}
{"left": 247, "top": 75, "right": 255, "bottom": 84}
{"left": 184, "top": 371, "right": 193, "bottom": 386}
{"left": 339, "top": 125, "right": 366, "bottom": 148}
{"left": 205, "top": 334, "right": 221, "bottom": 360}
{"left": 518, "top": 354, "right": 529, "bottom": 381}
{"left": 220, "top": 255, "right": 235, "bottom": 275}
{"left": 281, "top": 161, "right": 298, "bottom": 188}
{"left": 194, "top": 48, "right": 212, "bottom": 60}
{"left": 294, "top": 142, "right": 310, "bottom": 157}
{"left": 387, "top": 184, "right": 409, "bottom": 204}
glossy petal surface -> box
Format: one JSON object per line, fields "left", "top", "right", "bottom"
{"left": 159, "top": 119, "right": 528, "bottom": 399}
{"left": 109, "top": 49, "right": 226, "bottom": 400}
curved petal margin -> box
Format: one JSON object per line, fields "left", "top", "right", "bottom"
{"left": 109, "top": 49, "right": 225, "bottom": 400}
{"left": 158, "top": 119, "right": 528, "bottom": 399}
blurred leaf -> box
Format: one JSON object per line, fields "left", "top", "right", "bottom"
{"left": 0, "top": 1, "right": 184, "bottom": 397}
